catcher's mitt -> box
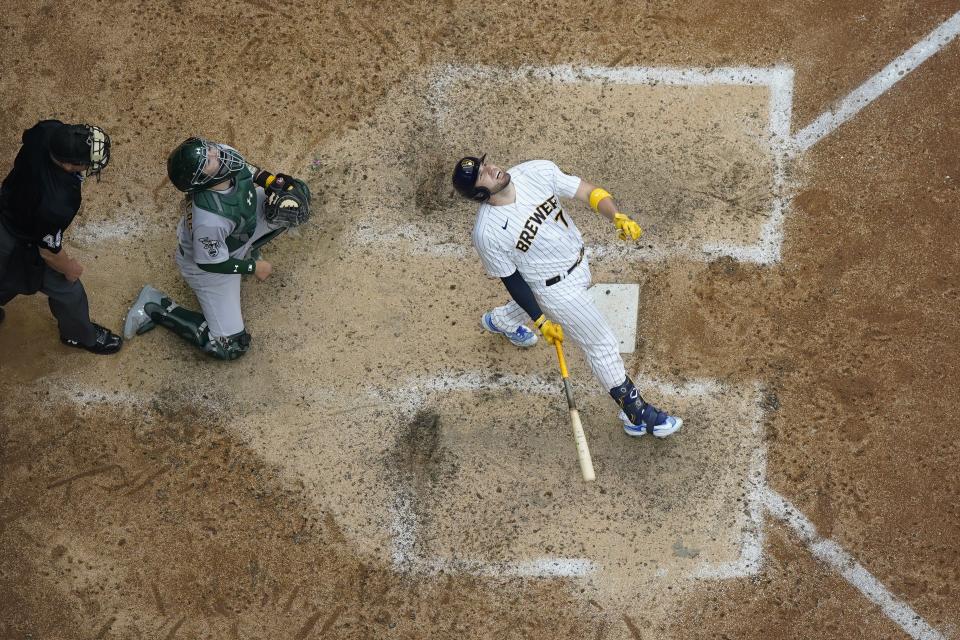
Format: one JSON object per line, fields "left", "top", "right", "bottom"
{"left": 264, "top": 178, "right": 312, "bottom": 227}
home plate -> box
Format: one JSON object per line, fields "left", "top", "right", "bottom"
{"left": 589, "top": 283, "right": 639, "bottom": 353}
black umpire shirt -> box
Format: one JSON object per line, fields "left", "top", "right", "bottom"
{"left": 0, "top": 120, "right": 83, "bottom": 253}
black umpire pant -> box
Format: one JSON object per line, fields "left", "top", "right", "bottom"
{"left": 0, "top": 221, "right": 97, "bottom": 346}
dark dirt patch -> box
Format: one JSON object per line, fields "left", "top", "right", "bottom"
{"left": 3, "top": 0, "right": 959, "bottom": 637}
{"left": 0, "top": 400, "right": 602, "bottom": 639}
{"left": 403, "top": 410, "right": 442, "bottom": 463}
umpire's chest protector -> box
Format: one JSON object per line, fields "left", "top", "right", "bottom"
{"left": 191, "top": 168, "right": 258, "bottom": 251}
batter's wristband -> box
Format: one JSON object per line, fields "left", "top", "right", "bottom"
{"left": 589, "top": 188, "right": 612, "bottom": 212}
{"left": 534, "top": 314, "right": 547, "bottom": 328}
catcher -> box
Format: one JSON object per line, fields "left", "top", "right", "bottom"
{"left": 122, "top": 137, "right": 311, "bottom": 360}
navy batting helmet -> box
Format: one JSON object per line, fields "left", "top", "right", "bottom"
{"left": 452, "top": 154, "right": 489, "bottom": 202}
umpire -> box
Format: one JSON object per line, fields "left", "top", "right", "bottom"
{"left": 0, "top": 119, "right": 122, "bottom": 354}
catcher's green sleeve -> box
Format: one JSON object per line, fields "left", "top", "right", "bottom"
{"left": 198, "top": 257, "right": 257, "bottom": 275}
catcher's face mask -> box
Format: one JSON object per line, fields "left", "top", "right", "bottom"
{"left": 194, "top": 140, "right": 246, "bottom": 187}
{"left": 86, "top": 125, "right": 110, "bottom": 179}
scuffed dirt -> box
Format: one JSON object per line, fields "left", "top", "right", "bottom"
{"left": 2, "top": 1, "right": 959, "bottom": 638}
{"left": 0, "top": 397, "right": 602, "bottom": 639}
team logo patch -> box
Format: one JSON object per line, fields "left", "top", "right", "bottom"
{"left": 199, "top": 237, "right": 220, "bottom": 258}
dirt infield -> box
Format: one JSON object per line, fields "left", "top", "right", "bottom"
{"left": 2, "top": 1, "right": 959, "bottom": 638}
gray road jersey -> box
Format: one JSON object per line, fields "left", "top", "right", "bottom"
{"left": 176, "top": 182, "right": 266, "bottom": 265}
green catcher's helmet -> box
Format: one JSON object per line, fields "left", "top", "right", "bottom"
{"left": 167, "top": 137, "right": 246, "bottom": 193}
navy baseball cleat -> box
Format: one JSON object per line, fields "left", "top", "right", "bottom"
{"left": 481, "top": 312, "right": 538, "bottom": 348}
{"left": 619, "top": 403, "right": 682, "bottom": 438}
{"left": 61, "top": 323, "right": 123, "bottom": 355}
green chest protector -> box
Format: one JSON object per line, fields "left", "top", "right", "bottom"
{"left": 191, "top": 168, "right": 258, "bottom": 252}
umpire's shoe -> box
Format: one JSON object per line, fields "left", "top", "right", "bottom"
{"left": 620, "top": 403, "right": 682, "bottom": 438}
{"left": 481, "top": 312, "right": 538, "bottom": 348}
{"left": 0, "top": 307, "right": 5, "bottom": 325}
{"left": 123, "top": 285, "right": 165, "bottom": 339}
{"left": 61, "top": 323, "right": 123, "bottom": 355}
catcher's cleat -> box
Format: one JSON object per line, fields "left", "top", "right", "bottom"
{"left": 481, "top": 312, "right": 538, "bottom": 348}
{"left": 123, "top": 285, "right": 166, "bottom": 339}
{"left": 619, "top": 403, "right": 682, "bottom": 438}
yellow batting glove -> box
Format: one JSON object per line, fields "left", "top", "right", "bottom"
{"left": 534, "top": 314, "right": 564, "bottom": 346}
{"left": 613, "top": 213, "right": 643, "bottom": 242}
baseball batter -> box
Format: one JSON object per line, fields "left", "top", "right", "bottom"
{"left": 452, "top": 155, "right": 681, "bottom": 437}
{"left": 122, "top": 138, "right": 310, "bottom": 361}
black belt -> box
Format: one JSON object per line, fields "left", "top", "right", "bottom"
{"left": 545, "top": 247, "right": 584, "bottom": 286}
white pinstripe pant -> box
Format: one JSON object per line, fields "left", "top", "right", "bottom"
{"left": 489, "top": 258, "right": 626, "bottom": 390}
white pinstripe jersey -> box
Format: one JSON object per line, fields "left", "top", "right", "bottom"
{"left": 471, "top": 160, "right": 583, "bottom": 284}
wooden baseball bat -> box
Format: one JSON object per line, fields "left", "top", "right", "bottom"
{"left": 554, "top": 342, "right": 596, "bottom": 482}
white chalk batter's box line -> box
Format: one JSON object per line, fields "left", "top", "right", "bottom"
{"left": 348, "top": 64, "right": 795, "bottom": 265}
{"left": 43, "top": 379, "right": 948, "bottom": 638}
{"left": 387, "top": 372, "right": 768, "bottom": 581}
{"left": 385, "top": 370, "right": 946, "bottom": 639}
{"left": 400, "top": 24, "right": 960, "bottom": 636}
{"left": 426, "top": 64, "right": 794, "bottom": 145}
{"left": 51, "top": 13, "right": 957, "bottom": 637}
